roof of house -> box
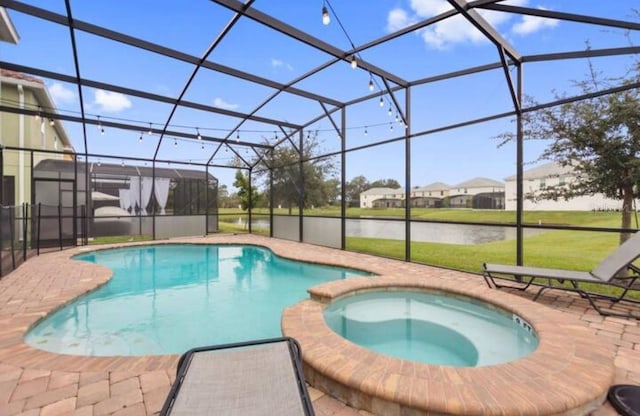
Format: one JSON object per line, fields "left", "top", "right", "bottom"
{"left": 0, "top": 7, "right": 19, "bottom": 44}
{"left": 414, "top": 182, "right": 450, "bottom": 192}
{"left": 361, "top": 187, "right": 403, "bottom": 196}
{"left": 34, "top": 158, "right": 217, "bottom": 181}
{"left": 452, "top": 177, "right": 504, "bottom": 188}
{"left": 1, "top": 69, "right": 73, "bottom": 150}
{"left": 504, "top": 161, "right": 573, "bottom": 181}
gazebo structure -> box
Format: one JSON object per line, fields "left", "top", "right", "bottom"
{"left": 0, "top": 1, "right": 639, "bottom": 267}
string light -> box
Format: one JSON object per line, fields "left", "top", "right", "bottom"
{"left": 322, "top": 3, "right": 330, "bottom": 25}
{"left": 395, "top": 112, "right": 400, "bottom": 123}
{"left": 388, "top": 106, "right": 392, "bottom": 116}
{"left": 364, "top": 126, "right": 368, "bottom": 136}
{"left": 201, "top": 143, "right": 205, "bottom": 151}
{"left": 379, "top": 97, "right": 384, "bottom": 107}
{"left": 97, "top": 159, "right": 101, "bottom": 167}
{"left": 97, "top": 116, "right": 104, "bottom": 135}
{"left": 350, "top": 55, "right": 357, "bottom": 69}
{"left": 173, "top": 138, "right": 178, "bottom": 147}
{"left": 196, "top": 127, "right": 202, "bottom": 140}
{"left": 148, "top": 122, "right": 153, "bottom": 135}
{"left": 49, "top": 119, "right": 55, "bottom": 127}
{"left": 138, "top": 132, "right": 143, "bottom": 143}
{"left": 121, "top": 160, "right": 125, "bottom": 167}
{"left": 236, "top": 130, "right": 240, "bottom": 142}
{"left": 368, "top": 78, "right": 374, "bottom": 92}
{"left": 390, "top": 122, "right": 394, "bottom": 131}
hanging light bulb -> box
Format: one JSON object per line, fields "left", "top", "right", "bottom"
{"left": 368, "top": 78, "right": 374, "bottom": 92}
{"left": 395, "top": 112, "right": 400, "bottom": 123}
{"left": 364, "top": 126, "right": 368, "bottom": 136}
{"left": 148, "top": 122, "right": 153, "bottom": 135}
{"left": 390, "top": 122, "right": 394, "bottom": 131}
{"left": 350, "top": 55, "right": 357, "bottom": 69}
{"left": 97, "top": 159, "right": 101, "bottom": 167}
{"left": 236, "top": 130, "right": 240, "bottom": 142}
{"left": 121, "top": 160, "right": 125, "bottom": 167}
{"left": 388, "top": 106, "right": 392, "bottom": 116}
{"left": 49, "top": 119, "right": 55, "bottom": 127}
{"left": 379, "top": 97, "right": 384, "bottom": 107}
{"left": 201, "top": 143, "right": 205, "bottom": 151}
{"left": 196, "top": 128, "right": 202, "bottom": 140}
{"left": 100, "top": 126, "right": 105, "bottom": 135}
{"left": 139, "top": 132, "right": 143, "bottom": 143}
{"left": 322, "top": 5, "right": 330, "bottom": 25}
{"left": 173, "top": 138, "right": 178, "bottom": 147}
{"left": 97, "top": 116, "right": 103, "bottom": 134}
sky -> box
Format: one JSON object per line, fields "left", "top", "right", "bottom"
{"left": 1, "top": 0, "right": 639, "bottom": 191}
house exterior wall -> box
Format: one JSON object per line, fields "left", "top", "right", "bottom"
{"left": 360, "top": 190, "right": 404, "bottom": 208}
{"left": 504, "top": 176, "right": 623, "bottom": 211}
{"left": 1, "top": 81, "right": 69, "bottom": 206}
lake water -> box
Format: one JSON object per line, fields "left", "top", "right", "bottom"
{"left": 238, "top": 217, "right": 540, "bottom": 245}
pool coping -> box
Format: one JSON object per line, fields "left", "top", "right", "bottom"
{"left": 282, "top": 276, "right": 616, "bottom": 416}
{"left": 0, "top": 235, "right": 618, "bottom": 415}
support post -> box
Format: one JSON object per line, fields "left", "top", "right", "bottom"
{"left": 298, "top": 130, "right": 304, "bottom": 242}
{"left": 341, "top": 107, "right": 346, "bottom": 250}
{"left": 516, "top": 64, "right": 524, "bottom": 266}
{"left": 248, "top": 167, "right": 253, "bottom": 234}
{"left": 404, "top": 87, "right": 411, "bottom": 262}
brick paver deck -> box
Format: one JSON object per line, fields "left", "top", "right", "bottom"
{"left": 0, "top": 234, "right": 637, "bottom": 415}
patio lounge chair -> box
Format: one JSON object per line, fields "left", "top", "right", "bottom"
{"left": 482, "top": 232, "right": 640, "bottom": 318}
{"left": 608, "top": 384, "right": 640, "bottom": 416}
{"left": 160, "top": 337, "right": 315, "bottom": 416}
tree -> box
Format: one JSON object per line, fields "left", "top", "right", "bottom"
{"left": 370, "top": 178, "right": 401, "bottom": 189}
{"left": 255, "top": 133, "right": 336, "bottom": 213}
{"left": 233, "top": 170, "right": 260, "bottom": 211}
{"left": 499, "top": 62, "right": 640, "bottom": 245}
{"left": 345, "top": 175, "right": 369, "bottom": 207}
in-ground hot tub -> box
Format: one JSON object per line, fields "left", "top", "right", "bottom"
{"left": 323, "top": 290, "right": 538, "bottom": 367}
{"left": 282, "top": 276, "right": 615, "bottom": 416}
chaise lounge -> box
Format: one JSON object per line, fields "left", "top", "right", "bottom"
{"left": 160, "top": 337, "right": 315, "bottom": 416}
{"left": 482, "top": 231, "right": 640, "bottom": 318}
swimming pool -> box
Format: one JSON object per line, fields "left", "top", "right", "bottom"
{"left": 25, "top": 244, "right": 369, "bottom": 356}
{"left": 323, "top": 290, "right": 538, "bottom": 367}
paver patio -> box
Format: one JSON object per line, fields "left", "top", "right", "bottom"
{"left": 0, "top": 234, "right": 637, "bottom": 415}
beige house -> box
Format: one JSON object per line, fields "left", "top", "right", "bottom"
{"left": 1, "top": 69, "right": 74, "bottom": 206}
{"left": 359, "top": 187, "right": 404, "bottom": 208}
{"left": 448, "top": 177, "right": 505, "bottom": 209}
{"left": 410, "top": 182, "right": 450, "bottom": 208}
{"left": 504, "top": 162, "right": 625, "bottom": 211}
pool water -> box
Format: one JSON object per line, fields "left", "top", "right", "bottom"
{"left": 324, "top": 291, "right": 538, "bottom": 367}
{"left": 25, "top": 244, "right": 369, "bottom": 356}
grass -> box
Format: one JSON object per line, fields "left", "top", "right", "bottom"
{"left": 89, "top": 235, "right": 153, "bottom": 245}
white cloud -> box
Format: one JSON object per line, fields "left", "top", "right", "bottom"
{"left": 512, "top": 10, "right": 559, "bottom": 35}
{"left": 49, "top": 82, "right": 76, "bottom": 104}
{"left": 93, "top": 89, "right": 132, "bottom": 113}
{"left": 387, "top": 0, "right": 538, "bottom": 49}
{"left": 386, "top": 8, "right": 415, "bottom": 32}
{"left": 213, "top": 97, "right": 239, "bottom": 110}
{"left": 271, "top": 58, "right": 293, "bottom": 71}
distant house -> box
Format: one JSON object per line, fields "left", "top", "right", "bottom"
{"left": 410, "top": 182, "right": 450, "bottom": 208}
{"left": 448, "top": 177, "right": 505, "bottom": 209}
{"left": 504, "top": 162, "right": 626, "bottom": 211}
{"left": 360, "top": 187, "right": 404, "bottom": 208}
{"left": 1, "top": 69, "right": 74, "bottom": 206}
